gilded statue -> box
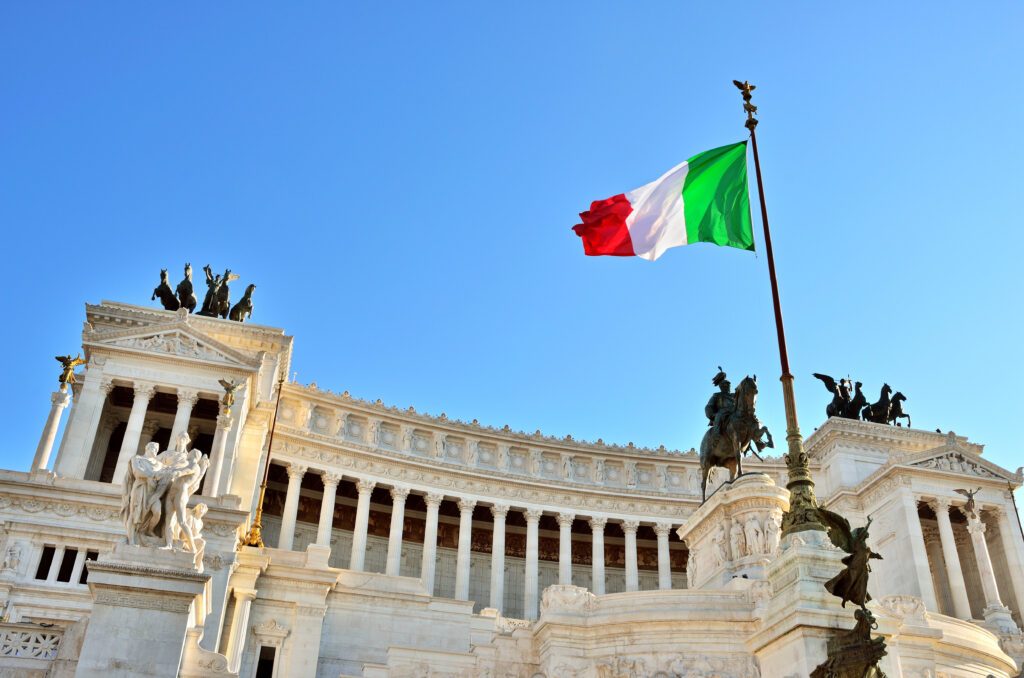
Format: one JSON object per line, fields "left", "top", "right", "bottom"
{"left": 698, "top": 368, "right": 774, "bottom": 502}
{"left": 218, "top": 378, "right": 244, "bottom": 411}
{"left": 55, "top": 354, "right": 87, "bottom": 391}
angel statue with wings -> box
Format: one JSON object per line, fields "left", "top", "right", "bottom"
{"left": 816, "top": 507, "right": 882, "bottom": 609}
{"left": 955, "top": 487, "right": 982, "bottom": 521}
{"left": 813, "top": 373, "right": 867, "bottom": 421}
{"left": 55, "top": 354, "right": 87, "bottom": 391}
{"left": 218, "top": 378, "right": 245, "bottom": 412}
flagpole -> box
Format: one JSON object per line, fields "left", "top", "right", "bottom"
{"left": 240, "top": 372, "right": 286, "bottom": 548}
{"left": 735, "top": 80, "right": 824, "bottom": 536}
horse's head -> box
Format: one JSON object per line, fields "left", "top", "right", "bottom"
{"left": 184, "top": 262, "right": 192, "bottom": 279}
{"left": 892, "top": 391, "right": 906, "bottom": 402}
{"left": 244, "top": 283, "right": 256, "bottom": 296}
{"left": 735, "top": 375, "right": 758, "bottom": 410}
{"left": 881, "top": 383, "right": 892, "bottom": 397}
{"left": 160, "top": 268, "right": 168, "bottom": 282}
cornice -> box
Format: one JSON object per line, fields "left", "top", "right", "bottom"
{"left": 805, "top": 418, "right": 980, "bottom": 459}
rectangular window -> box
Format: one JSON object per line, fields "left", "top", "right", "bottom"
{"left": 34, "top": 546, "right": 56, "bottom": 580}
{"left": 79, "top": 550, "right": 99, "bottom": 585}
{"left": 56, "top": 548, "right": 78, "bottom": 582}
{"left": 255, "top": 646, "right": 277, "bottom": 678}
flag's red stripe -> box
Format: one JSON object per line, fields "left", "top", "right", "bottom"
{"left": 572, "top": 193, "right": 635, "bottom": 256}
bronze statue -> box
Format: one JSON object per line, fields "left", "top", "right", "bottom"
{"left": 813, "top": 374, "right": 866, "bottom": 420}
{"left": 954, "top": 487, "right": 982, "bottom": 520}
{"left": 810, "top": 607, "right": 888, "bottom": 678}
{"left": 151, "top": 269, "right": 180, "bottom": 311}
{"left": 198, "top": 265, "right": 223, "bottom": 317}
{"left": 887, "top": 392, "right": 910, "bottom": 427}
{"left": 698, "top": 368, "right": 774, "bottom": 502}
{"left": 229, "top": 284, "right": 256, "bottom": 322}
{"left": 176, "top": 263, "right": 198, "bottom": 313}
{"left": 861, "top": 383, "right": 892, "bottom": 425}
{"left": 214, "top": 269, "right": 238, "bottom": 319}
{"left": 218, "top": 378, "right": 244, "bottom": 411}
{"left": 816, "top": 508, "right": 882, "bottom": 609}
{"left": 55, "top": 354, "right": 87, "bottom": 391}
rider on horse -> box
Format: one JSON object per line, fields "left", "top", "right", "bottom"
{"left": 705, "top": 367, "right": 735, "bottom": 437}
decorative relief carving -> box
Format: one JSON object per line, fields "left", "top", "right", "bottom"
{"left": 540, "top": 584, "right": 597, "bottom": 614}
{"left": 914, "top": 452, "right": 1001, "bottom": 479}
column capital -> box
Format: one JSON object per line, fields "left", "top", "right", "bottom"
{"left": 589, "top": 516, "right": 608, "bottom": 531}
{"left": 133, "top": 382, "right": 157, "bottom": 401}
{"left": 51, "top": 391, "right": 72, "bottom": 408}
{"left": 490, "top": 504, "right": 510, "bottom": 519}
{"left": 457, "top": 498, "right": 477, "bottom": 514}
{"left": 216, "top": 413, "right": 233, "bottom": 430}
{"left": 556, "top": 512, "right": 576, "bottom": 528}
{"left": 99, "top": 378, "right": 116, "bottom": 395}
{"left": 928, "top": 497, "right": 952, "bottom": 513}
{"left": 524, "top": 508, "right": 543, "bottom": 523}
{"left": 653, "top": 522, "right": 673, "bottom": 538}
{"left": 141, "top": 420, "right": 161, "bottom": 436}
{"left": 355, "top": 479, "right": 377, "bottom": 495}
{"left": 621, "top": 519, "right": 640, "bottom": 534}
{"left": 390, "top": 486, "right": 411, "bottom": 502}
{"left": 286, "top": 463, "right": 308, "bottom": 480}
{"left": 966, "top": 517, "right": 987, "bottom": 536}
{"left": 320, "top": 471, "right": 343, "bottom": 488}
{"left": 425, "top": 492, "right": 445, "bottom": 508}
{"left": 176, "top": 388, "right": 200, "bottom": 407}
{"left": 234, "top": 587, "right": 258, "bottom": 603}
{"left": 988, "top": 504, "right": 1007, "bottom": 518}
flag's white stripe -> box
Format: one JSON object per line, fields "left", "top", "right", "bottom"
{"left": 623, "top": 159, "right": 689, "bottom": 261}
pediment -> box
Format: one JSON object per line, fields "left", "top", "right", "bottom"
{"left": 84, "top": 314, "right": 259, "bottom": 370}
{"left": 906, "top": 443, "right": 1011, "bottom": 482}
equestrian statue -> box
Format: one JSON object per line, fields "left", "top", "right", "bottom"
{"left": 814, "top": 374, "right": 912, "bottom": 429}
{"left": 151, "top": 263, "right": 256, "bottom": 322}
{"left": 699, "top": 367, "right": 774, "bottom": 502}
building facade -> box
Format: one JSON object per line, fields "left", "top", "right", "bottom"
{"left": 0, "top": 299, "right": 1022, "bottom": 677}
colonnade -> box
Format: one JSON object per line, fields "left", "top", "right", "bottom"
{"left": 272, "top": 461, "right": 680, "bottom": 619}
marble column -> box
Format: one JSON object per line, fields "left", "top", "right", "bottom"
{"left": 85, "top": 416, "right": 120, "bottom": 481}
{"left": 654, "top": 521, "right": 673, "bottom": 590}
{"left": 112, "top": 383, "right": 156, "bottom": 484}
{"left": 168, "top": 388, "right": 199, "bottom": 445}
{"left": 993, "top": 504, "right": 1024, "bottom": 621}
{"left": 349, "top": 479, "right": 376, "bottom": 571}
{"left": 32, "top": 390, "right": 71, "bottom": 472}
{"left": 589, "top": 516, "right": 607, "bottom": 595}
{"left": 204, "top": 412, "right": 233, "bottom": 498}
{"left": 966, "top": 514, "right": 1008, "bottom": 610}
{"left": 226, "top": 587, "right": 257, "bottom": 673}
{"left": 317, "top": 472, "right": 342, "bottom": 547}
{"left": 623, "top": 520, "right": 640, "bottom": 592}
{"left": 930, "top": 498, "right": 972, "bottom": 619}
{"left": 420, "top": 493, "right": 444, "bottom": 595}
{"left": 137, "top": 420, "right": 160, "bottom": 455}
{"left": 489, "top": 504, "right": 510, "bottom": 611}
{"left": 900, "top": 489, "right": 939, "bottom": 611}
{"left": 455, "top": 498, "right": 476, "bottom": 600}
{"left": 276, "top": 463, "right": 307, "bottom": 551}
{"left": 386, "top": 486, "right": 410, "bottom": 576}
{"left": 557, "top": 512, "right": 575, "bottom": 585}
{"left": 524, "top": 508, "right": 542, "bottom": 619}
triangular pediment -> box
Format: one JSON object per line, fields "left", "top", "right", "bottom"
{"left": 84, "top": 312, "right": 260, "bottom": 370}
{"left": 905, "top": 437, "right": 1013, "bottom": 482}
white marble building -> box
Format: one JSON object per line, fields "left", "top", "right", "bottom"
{"left": 1, "top": 298, "right": 1023, "bottom": 677}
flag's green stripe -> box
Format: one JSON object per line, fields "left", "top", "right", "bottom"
{"left": 682, "top": 141, "right": 754, "bottom": 251}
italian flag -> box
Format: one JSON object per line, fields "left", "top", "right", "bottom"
{"left": 572, "top": 141, "right": 754, "bottom": 260}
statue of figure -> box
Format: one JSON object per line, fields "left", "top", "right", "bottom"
{"left": 218, "top": 378, "right": 244, "bottom": 412}
{"left": 2, "top": 543, "right": 21, "bottom": 571}
{"left": 888, "top": 392, "right": 910, "bottom": 427}
{"left": 813, "top": 374, "right": 867, "bottom": 420}
{"left": 816, "top": 508, "right": 882, "bottom": 609}
{"left": 529, "top": 450, "right": 543, "bottom": 475}
{"left": 562, "top": 455, "right": 573, "bottom": 479}
{"left": 402, "top": 426, "right": 414, "bottom": 452}
{"left": 765, "top": 512, "right": 782, "bottom": 555}
{"left": 594, "top": 458, "right": 606, "bottom": 484}
{"left": 175, "top": 503, "right": 207, "bottom": 569}
{"left": 698, "top": 369, "right": 774, "bottom": 502}
{"left": 368, "top": 419, "right": 381, "bottom": 445}
{"left": 198, "top": 265, "right": 223, "bottom": 317}
{"left": 214, "top": 268, "right": 238, "bottom": 319}
{"left": 729, "top": 520, "right": 746, "bottom": 559}
{"left": 229, "top": 284, "right": 256, "bottom": 322}
{"left": 497, "top": 444, "right": 509, "bottom": 470}
{"left": 54, "top": 354, "right": 87, "bottom": 391}
{"left": 861, "top": 383, "right": 893, "bottom": 424}
{"left": 434, "top": 434, "right": 446, "bottom": 459}
{"left": 120, "top": 433, "right": 209, "bottom": 570}
{"left": 954, "top": 487, "right": 982, "bottom": 520}
{"left": 624, "top": 461, "right": 637, "bottom": 487}
{"left": 176, "top": 263, "right": 198, "bottom": 313}
{"left": 745, "top": 515, "right": 766, "bottom": 555}
{"left": 712, "top": 525, "right": 728, "bottom": 565}
{"left": 151, "top": 268, "right": 180, "bottom": 311}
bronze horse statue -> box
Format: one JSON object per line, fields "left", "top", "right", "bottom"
{"left": 176, "top": 263, "right": 198, "bottom": 313}
{"left": 229, "top": 284, "right": 256, "bottom": 322}
{"left": 888, "top": 392, "right": 910, "bottom": 427}
{"left": 861, "top": 383, "right": 892, "bottom": 424}
{"left": 151, "top": 269, "right": 179, "bottom": 311}
{"left": 699, "top": 375, "right": 774, "bottom": 502}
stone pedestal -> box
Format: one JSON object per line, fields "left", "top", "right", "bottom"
{"left": 76, "top": 544, "right": 211, "bottom": 678}
{"left": 676, "top": 473, "right": 788, "bottom": 589}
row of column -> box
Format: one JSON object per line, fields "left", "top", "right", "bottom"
{"left": 273, "top": 463, "right": 679, "bottom": 619}
{"left": 925, "top": 497, "right": 1022, "bottom": 624}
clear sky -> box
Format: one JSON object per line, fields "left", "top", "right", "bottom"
{"left": 2, "top": 4, "right": 1022, "bottom": 503}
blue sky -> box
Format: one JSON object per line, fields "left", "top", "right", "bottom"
{"left": 2, "top": 4, "right": 1022, "bottom": 500}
